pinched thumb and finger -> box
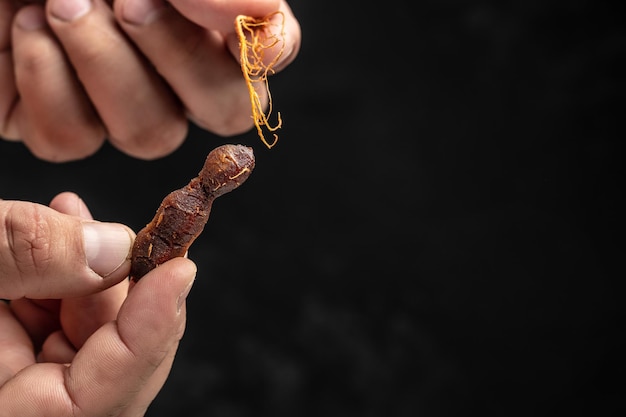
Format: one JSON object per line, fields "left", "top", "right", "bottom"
{"left": 0, "top": 198, "right": 134, "bottom": 300}
{"left": 0, "top": 257, "right": 195, "bottom": 416}
{"left": 64, "top": 257, "right": 196, "bottom": 415}
{"left": 163, "top": 0, "right": 301, "bottom": 71}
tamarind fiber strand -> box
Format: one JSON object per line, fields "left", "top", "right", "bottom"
{"left": 129, "top": 144, "right": 255, "bottom": 282}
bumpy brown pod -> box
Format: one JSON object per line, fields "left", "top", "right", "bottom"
{"left": 129, "top": 144, "right": 255, "bottom": 282}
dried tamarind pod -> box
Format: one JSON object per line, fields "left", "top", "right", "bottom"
{"left": 129, "top": 144, "right": 255, "bottom": 282}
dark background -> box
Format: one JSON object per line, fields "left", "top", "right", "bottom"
{"left": 1, "top": 0, "right": 624, "bottom": 416}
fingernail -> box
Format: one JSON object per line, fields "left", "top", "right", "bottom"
{"left": 122, "top": 0, "right": 167, "bottom": 25}
{"left": 276, "top": 45, "right": 295, "bottom": 70}
{"left": 49, "top": 0, "right": 92, "bottom": 22}
{"left": 177, "top": 278, "right": 195, "bottom": 313}
{"left": 75, "top": 196, "right": 93, "bottom": 220}
{"left": 82, "top": 222, "right": 133, "bottom": 277}
{"left": 15, "top": 6, "right": 47, "bottom": 31}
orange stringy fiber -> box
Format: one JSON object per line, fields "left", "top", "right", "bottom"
{"left": 235, "top": 12, "right": 286, "bottom": 148}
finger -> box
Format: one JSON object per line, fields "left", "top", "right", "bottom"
{"left": 168, "top": 0, "right": 280, "bottom": 33}
{"left": 11, "top": 5, "right": 106, "bottom": 162}
{"left": 0, "top": 199, "right": 134, "bottom": 299}
{"left": 38, "top": 329, "right": 76, "bottom": 363}
{"left": 168, "top": 0, "right": 301, "bottom": 70}
{"left": 0, "top": 301, "right": 35, "bottom": 383}
{"left": 49, "top": 192, "right": 129, "bottom": 349}
{"left": 114, "top": 0, "right": 256, "bottom": 136}
{"left": 63, "top": 257, "right": 195, "bottom": 415}
{"left": 46, "top": 0, "right": 188, "bottom": 159}
{"left": 118, "top": 344, "right": 178, "bottom": 416}
{"left": 61, "top": 281, "right": 129, "bottom": 350}
{"left": 0, "top": 0, "right": 19, "bottom": 140}
{"left": 8, "top": 298, "right": 60, "bottom": 351}
{"left": 48, "top": 191, "right": 94, "bottom": 220}
{"left": 225, "top": 0, "right": 302, "bottom": 73}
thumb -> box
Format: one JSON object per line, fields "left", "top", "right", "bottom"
{"left": 0, "top": 198, "right": 134, "bottom": 299}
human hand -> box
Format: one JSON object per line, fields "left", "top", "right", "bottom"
{"left": 0, "top": 192, "right": 196, "bottom": 416}
{"left": 0, "top": 0, "right": 301, "bottom": 162}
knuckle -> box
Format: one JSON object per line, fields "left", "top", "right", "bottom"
{"left": 111, "top": 117, "right": 188, "bottom": 160}
{"left": 190, "top": 100, "right": 257, "bottom": 137}
{"left": 1, "top": 202, "right": 55, "bottom": 280}
{"left": 24, "top": 129, "right": 105, "bottom": 163}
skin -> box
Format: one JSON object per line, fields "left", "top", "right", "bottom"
{"left": 0, "top": 0, "right": 301, "bottom": 161}
{"left": 0, "top": 192, "right": 197, "bottom": 416}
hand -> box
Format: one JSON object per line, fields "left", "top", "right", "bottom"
{"left": 0, "top": 192, "right": 196, "bottom": 416}
{"left": 0, "top": 0, "right": 301, "bottom": 162}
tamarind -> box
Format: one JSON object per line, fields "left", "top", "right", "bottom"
{"left": 129, "top": 144, "right": 255, "bottom": 282}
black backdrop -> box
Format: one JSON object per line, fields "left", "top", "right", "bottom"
{"left": 1, "top": 1, "right": 624, "bottom": 416}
